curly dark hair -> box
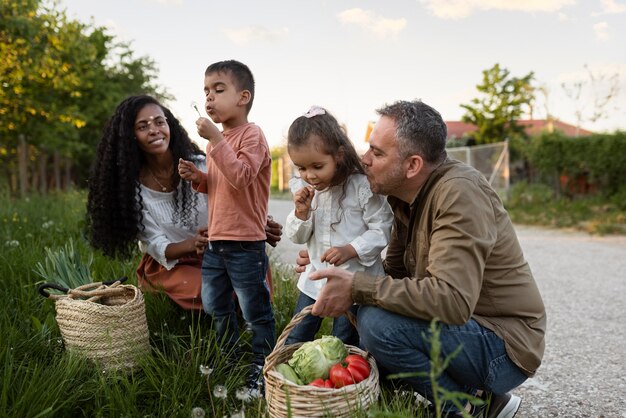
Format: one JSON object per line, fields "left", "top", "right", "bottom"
{"left": 86, "top": 95, "right": 205, "bottom": 259}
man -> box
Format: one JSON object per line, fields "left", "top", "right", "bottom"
{"left": 301, "top": 100, "right": 546, "bottom": 417}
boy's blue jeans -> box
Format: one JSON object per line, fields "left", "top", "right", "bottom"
{"left": 285, "top": 292, "right": 360, "bottom": 346}
{"left": 357, "top": 305, "right": 528, "bottom": 412}
{"left": 201, "top": 240, "right": 275, "bottom": 366}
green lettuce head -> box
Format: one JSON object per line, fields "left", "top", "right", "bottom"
{"left": 288, "top": 335, "right": 347, "bottom": 384}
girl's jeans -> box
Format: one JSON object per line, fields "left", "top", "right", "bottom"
{"left": 285, "top": 292, "right": 360, "bottom": 346}
{"left": 201, "top": 240, "right": 275, "bottom": 366}
{"left": 357, "top": 305, "right": 528, "bottom": 412}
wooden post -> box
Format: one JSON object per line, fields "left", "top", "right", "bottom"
{"left": 17, "top": 134, "right": 28, "bottom": 198}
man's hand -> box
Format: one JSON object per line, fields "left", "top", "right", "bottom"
{"left": 309, "top": 267, "right": 355, "bottom": 317}
{"left": 293, "top": 186, "right": 315, "bottom": 220}
{"left": 178, "top": 158, "right": 203, "bottom": 184}
{"left": 321, "top": 245, "right": 357, "bottom": 266}
{"left": 265, "top": 215, "right": 283, "bottom": 247}
{"left": 295, "top": 249, "right": 310, "bottom": 274}
{"left": 196, "top": 117, "right": 223, "bottom": 145}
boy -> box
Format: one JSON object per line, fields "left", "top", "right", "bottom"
{"left": 178, "top": 60, "right": 274, "bottom": 397}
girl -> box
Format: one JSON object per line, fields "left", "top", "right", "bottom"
{"left": 285, "top": 106, "right": 394, "bottom": 346}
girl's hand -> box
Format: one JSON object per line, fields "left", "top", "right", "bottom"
{"left": 178, "top": 158, "right": 202, "bottom": 183}
{"left": 321, "top": 245, "right": 357, "bottom": 266}
{"left": 194, "top": 226, "right": 209, "bottom": 255}
{"left": 293, "top": 186, "right": 315, "bottom": 221}
{"left": 196, "top": 117, "right": 222, "bottom": 145}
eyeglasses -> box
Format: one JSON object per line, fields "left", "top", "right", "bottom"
{"left": 135, "top": 116, "right": 168, "bottom": 132}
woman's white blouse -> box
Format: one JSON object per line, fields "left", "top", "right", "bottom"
{"left": 137, "top": 159, "right": 208, "bottom": 270}
{"left": 286, "top": 174, "right": 393, "bottom": 300}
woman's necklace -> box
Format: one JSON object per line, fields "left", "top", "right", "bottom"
{"left": 147, "top": 167, "right": 171, "bottom": 192}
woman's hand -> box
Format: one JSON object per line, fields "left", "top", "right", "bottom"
{"left": 293, "top": 186, "right": 315, "bottom": 220}
{"left": 194, "top": 226, "right": 209, "bottom": 255}
{"left": 321, "top": 245, "right": 357, "bottom": 266}
{"left": 265, "top": 215, "right": 283, "bottom": 247}
{"left": 178, "top": 158, "right": 203, "bottom": 184}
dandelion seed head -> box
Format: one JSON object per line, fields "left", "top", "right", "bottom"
{"left": 191, "top": 407, "right": 205, "bottom": 418}
{"left": 213, "top": 385, "right": 228, "bottom": 399}
{"left": 199, "top": 365, "right": 213, "bottom": 376}
{"left": 235, "top": 387, "right": 251, "bottom": 402}
{"left": 230, "top": 409, "right": 245, "bottom": 418}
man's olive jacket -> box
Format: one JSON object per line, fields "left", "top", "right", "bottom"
{"left": 353, "top": 158, "right": 546, "bottom": 376}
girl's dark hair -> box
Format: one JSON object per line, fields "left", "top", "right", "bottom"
{"left": 287, "top": 109, "right": 364, "bottom": 186}
{"left": 287, "top": 108, "right": 365, "bottom": 229}
{"left": 86, "top": 95, "right": 204, "bottom": 259}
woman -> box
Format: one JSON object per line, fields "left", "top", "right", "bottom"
{"left": 87, "top": 95, "right": 281, "bottom": 310}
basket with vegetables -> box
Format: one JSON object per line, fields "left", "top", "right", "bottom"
{"left": 263, "top": 305, "right": 380, "bottom": 418}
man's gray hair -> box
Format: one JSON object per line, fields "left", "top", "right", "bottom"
{"left": 376, "top": 100, "right": 447, "bottom": 164}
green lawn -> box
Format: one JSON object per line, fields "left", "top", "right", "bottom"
{"left": 1, "top": 191, "right": 432, "bottom": 418}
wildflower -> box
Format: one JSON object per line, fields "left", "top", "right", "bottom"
{"left": 191, "top": 407, "right": 206, "bottom": 418}
{"left": 199, "top": 365, "right": 213, "bottom": 376}
{"left": 230, "top": 409, "right": 245, "bottom": 418}
{"left": 213, "top": 385, "right": 228, "bottom": 399}
{"left": 235, "top": 387, "right": 251, "bottom": 402}
{"left": 42, "top": 220, "right": 54, "bottom": 229}
{"left": 4, "top": 240, "right": 19, "bottom": 247}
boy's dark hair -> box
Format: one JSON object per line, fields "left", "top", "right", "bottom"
{"left": 205, "top": 60, "right": 255, "bottom": 114}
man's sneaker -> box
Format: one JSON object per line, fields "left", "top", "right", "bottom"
{"left": 483, "top": 392, "right": 522, "bottom": 418}
{"left": 245, "top": 364, "right": 264, "bottom": 399}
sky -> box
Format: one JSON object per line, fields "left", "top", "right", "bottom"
{"left": 58, "top": 0, "right": 626, "bottom": 150}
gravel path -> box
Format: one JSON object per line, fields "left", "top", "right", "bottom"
{"left": 268, "top": 200, "right": 626, "bottom": 417}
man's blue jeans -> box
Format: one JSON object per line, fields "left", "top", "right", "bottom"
{"left": 357, "top": 306, "right": 527, "bottom": 410}
{"left": 201, "top": 240, "right": 275, "bottom": 366}
{"left": 285, "top": 292, "right": 360, "bottom": 346}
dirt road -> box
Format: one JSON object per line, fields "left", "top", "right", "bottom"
{"left": 268, "top": 199, "right": 626, "bottom": 417}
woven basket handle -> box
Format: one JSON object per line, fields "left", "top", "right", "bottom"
{"left": 38, "top": 277, "right": 128, "bottom": 300}
{"left": 273, "top": 305, "right": 357, "bottom": 355}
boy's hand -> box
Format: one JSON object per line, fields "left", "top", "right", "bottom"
{"left": 178, "top": 158, "right": 202, "bottom": 183}
{"left": 196, "top": 117, "right": 223, "bottom": 145}
{"left": 294, "top": 186, "right": 315, "bottom": 221}
{"left": 265, "top": 215, "right": 283, "bottom": 247}
{"left": 321, "top": 245, "right": 357, "bottom": 266}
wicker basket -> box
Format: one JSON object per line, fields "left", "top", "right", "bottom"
{"left": 39, "top": 279, "right": 150, "bottom": 371}
{"left": 263, "top": 305, "right": 380, "bottom": 418}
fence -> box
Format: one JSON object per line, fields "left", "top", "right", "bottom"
{"left": 446, "top": 141, "right": 510, "bottom": 200}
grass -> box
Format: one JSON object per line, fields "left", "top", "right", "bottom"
{"left": 505, "top": 182, "right": 626, "bottom": 235}
{"left": 1, "top": 191, "right": 432, "bottom": 418}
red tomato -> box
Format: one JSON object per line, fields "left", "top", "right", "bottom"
{"left": 345, "top": 354, "right": 370, "bottom": 382}
{"left": 329, "top": 363, "right": 354, "bottom": 388}
{"left": 329, "top": 354, "right": 371, "bottom": 388}
{"left": 309, "top": 378, "right": 334, "bottom": 388}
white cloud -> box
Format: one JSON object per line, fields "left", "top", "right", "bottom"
{"left": 419, "top": 0, "right": 575, "bottom": 19}
{"left": 146, "top": 0, "right": 183, "bottom": 4}
{"left": 558, "top": 12, "right": 575, "bottom": 21}
{"left": 337, "top": 8, "right": 407, "bottom": 38}
{"left": 593, "top": 0, "right": 626, "bottom": 15}
{"left": 222, "top": 26, "right": 289, "bottom": 46}
{"left": 593, "top": 21, "right": 611, "bottom": 41}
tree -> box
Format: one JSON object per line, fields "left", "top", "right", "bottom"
{"left": 460, "top": 63, "right": 535, "bottom": 144}
{"left": 0, "top": 0, "right": 166, "bottom": 196}
{"left": 561, "top": 64, "right": 620, "bottom": 137}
